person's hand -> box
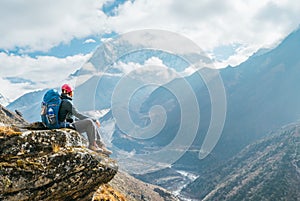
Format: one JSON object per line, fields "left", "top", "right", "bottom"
{"left": 95, "top": 120, "right": 101, "bottom": 128}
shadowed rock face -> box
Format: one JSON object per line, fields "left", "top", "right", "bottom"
{"left": 0, "top": 104, "right": 26, "bottom": 125}
{"left": 0, "top": 127, "right": 118, "bottom": 201}
{"left": 182, "top": 123, "right": 300, "bottom": 200}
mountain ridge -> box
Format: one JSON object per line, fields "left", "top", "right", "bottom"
{"left": 181, "top": 122, "right": 300, "bottom": 200}
{"left": 117, "top": 26, "right": 300, "bottom": 198}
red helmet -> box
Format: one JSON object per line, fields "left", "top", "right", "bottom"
{"left": 61, "top": 84, "right": 73, "bottom": 93}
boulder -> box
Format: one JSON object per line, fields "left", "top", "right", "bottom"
{"left": 0, "top": 128, "right": 118, "bottom": 201}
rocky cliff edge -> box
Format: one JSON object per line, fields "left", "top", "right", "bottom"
{"left": 0, "top": 104, "right": 118, "bottom": 201}
{"left": 0, "top": 104, "right": 179, "bottom": 201}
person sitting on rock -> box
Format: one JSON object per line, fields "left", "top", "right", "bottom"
{"left": 58, "top": 84, "right": 112, "bottom": 155}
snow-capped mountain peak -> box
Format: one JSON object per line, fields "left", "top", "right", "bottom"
{"left": 0, "top": 93, "right": 10, "bottom": 107}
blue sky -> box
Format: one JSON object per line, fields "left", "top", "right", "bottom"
{"left": 1, "top": 37, "right": 100, "bottom": 58}
{"left": 30, "top": 0, "right": 127, "bottom": 58}
{"left": 0, "top": 0, "right": 126, "bottom": 58}
{"left": 0, "top": 0, "right": 300, "bottom": 101}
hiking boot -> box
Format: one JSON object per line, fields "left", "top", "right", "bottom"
{"left": 88, "top": 144, "right": 102, "bottom": 152}
{"left": 88, "top": 144, "right": 112, "bottom": 156}
{"left": 95, "top": 140, "right": 112, "bottom": 155}
{"left": 96, "top": 140, "right": 104, "bottom": 147}
{"left": 101, "top": 146, "right": 112, "bottom": 155}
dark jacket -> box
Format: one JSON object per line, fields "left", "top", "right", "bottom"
{"left": 58, "top": 93, "right": 91, "bottom": 123}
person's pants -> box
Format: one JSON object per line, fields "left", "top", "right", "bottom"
{"left": 72, "top": 118, "right": 101, "bottom": 145}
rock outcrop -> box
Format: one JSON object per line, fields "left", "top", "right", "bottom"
{"left": 0, "top": 104, "right": 179, "bottom": 201}
{"left": 0, "top": 104, "right": 118, "bottom": 201}
{"left": 108, "top": 171, "right": 179, "bottom": 201}
{"left": 0, "top": 127, "right": 118, "bottom": 201}
{"left": 0, "top": 104, "right": 26, "bottom": 125}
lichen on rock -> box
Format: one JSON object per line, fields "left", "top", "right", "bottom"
{"left": 0, "top": 128, "right": 118, "bottom": 201}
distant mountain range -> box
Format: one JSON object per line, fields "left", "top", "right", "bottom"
{"left": 111, "top": 27, "right": 300, "bottom": 172}
{"left": 7, "top": 89, "right": 47, "bottom": 122}
{"left": 112, "top": 27, "right": 300, "bottom": 198}
{"left": 181, "top": 122, "right": 300, "bottom": 200}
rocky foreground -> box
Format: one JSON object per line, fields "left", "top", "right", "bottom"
{"left": 0, "top": 127, "right": 118, "bottom": 201}
{"left": 0, "top": 104, "right": 179, "bottom": 201}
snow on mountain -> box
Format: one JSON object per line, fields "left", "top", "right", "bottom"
{"left": 9, "top": 30, "right": 208, "bottom": 122}
{"left": 70, "top": 31, "right": 205, "bottom": 116}
{"left": 112, "top": 27, "right": 300, "bottom": 198}
{"left": 7, "top": 89, "right": 47, "bottom": 122}
{"left": 83, "top": 109, "right": 110, "bottom": 119}
{"left": 0, "top": 93, "right": 9, "bottom": 107}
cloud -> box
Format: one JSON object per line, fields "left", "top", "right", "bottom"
{"left": 4, "top": 77, "right": 36, "bottom": 85}
{"left": 0, "top": 0, "right": 108, "bottom": 52}
{"left": 84, "top": 39, "right": 97, "bottom": 44}
{"left": 107, "top": 0, "right": 300, "bottom": 65}
{"left": 1, "top": 0, "right": 300, "bottom": 100}
{"left": 114, "top": 57, "right": 181, "bottom": 85}
{"left": 1, "top": 0, "right": 300, "bottom": 58}
{"left": 0, "top": 52, "right": 90, "bottom": 100}
{"left": 1, "top": 0, "right": 300, "bottom": 56}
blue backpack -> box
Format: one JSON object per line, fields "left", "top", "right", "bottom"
{"left": 41, "top": 89, "right": 61, "bottom": 129}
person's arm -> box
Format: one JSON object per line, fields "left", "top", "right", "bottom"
{"left": 71, "top": 104, "right": 99, "bottom": 127}
{"left": 71, "top": 106, "right": 90, "bottom": 120}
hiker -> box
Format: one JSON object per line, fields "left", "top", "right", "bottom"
{"left": 58, "top": 84, "right": 112, "bottom": 155}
